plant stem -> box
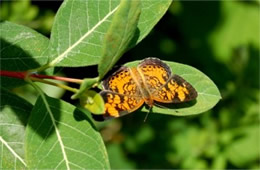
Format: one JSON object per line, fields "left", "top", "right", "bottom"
{"left": 29, "top": 77, "right": 79, "bottom": 93}
{"left": 31, "top": 74, "right": 83, "bottom": 84}
{"left": 0, "top": 70, "right": 81, "bottom": 93}
{"left": 0, "top": 70, "right": 26, "bottom": 79}
{"left": 0, "top": 70, "right": 83, "bottom": 84}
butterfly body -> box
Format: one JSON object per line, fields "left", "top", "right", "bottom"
{"left": 129, "top": 67, "right": 153, "bottom": 107}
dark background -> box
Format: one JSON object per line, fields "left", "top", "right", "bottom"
{"left": 1, "top": 0, "right": 259, "bottom": 169}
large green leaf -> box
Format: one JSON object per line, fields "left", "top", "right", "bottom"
{"left": 0, "top": 21, "right": 50, "bottom": 88}
{"left": 125, "top": 59, "right": 221, "bottom": 116}
{"left": 98, "top": 0, "right": 141, "bottom": 79}
{"left": 48, "top": 0, "right": 172, "bottom": 67}
{"left": 0, "top": 88, "right": 32, "bottom": 169}
{"left": 25, "top": 95, "right": 109, "bottom": 169}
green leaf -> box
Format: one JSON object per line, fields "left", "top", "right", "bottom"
{"left": 209, "top": 1, "right": 259, "bottom": 63}
{"left": 0, "top": 0, "right": 38, "bottom": 23}
{"left": 0, "top": 88, "right": 32, "bottom": 169}
{"left": 125, "top": 60, "right": 221, "bottom": 116}
{"left": 25, "top": 95, "right": 109, "bottom": 169}
{"left": 136, "top": 0, "right": 172, "bottom": 43}
{"left": 48, "top": 0, "right": 172, "bottom": 67}
{"left": 14, "top": 81, "right": 66, "bottom": 104}
{"left": 225, "top": 125, "right": 260, "bottom": 167}
{"left": 80, "top": 90, "right": 105, "bottom": 114}
{"left": 107, "top": 143, "right": 135, "bottom": 169}
{"left": 71, "top": 77, "right": 99, "bottom": 99}
{"left": 0, "top": 21, "right": 49, "bottom": 88}
{"left": 98, "top": 0, "right": 141, "bottom": 80}
{"left": 212, "top": 154, "right": 227, "bottom": 169}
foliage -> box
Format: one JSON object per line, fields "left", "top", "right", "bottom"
{"left": 0, "top": 0, "right": 54, "bottom": 35}
{"left": 0, "top": 0, "right": 258, "bottom": 169}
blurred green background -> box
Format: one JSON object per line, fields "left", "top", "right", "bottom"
{"left": 1, "top": 0, "right": 259, "bottom": 169}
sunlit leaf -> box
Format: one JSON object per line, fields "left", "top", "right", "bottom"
{"left": 212, "top": 154, "right": 227, "bottom": 169}
{"left": 25, "top": 95, "right": 109, "bottom": 169}
{"left": 209, "top": 1, "right": 259, "bottom": 63}
{"left": 0, "top": 88, "right": 32, "bottom": 169}
{"left": 48, "top": 0, "right": 172, "bottom": 67}
{"left": 226, "top": 125, "right": 259, "bottom": 167}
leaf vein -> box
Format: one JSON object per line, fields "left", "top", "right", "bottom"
{"left": 49, "top": 4, "right": 119, "bottom": 66}
{"left": 0, "top": 136, "right": 27, "bottom": 166}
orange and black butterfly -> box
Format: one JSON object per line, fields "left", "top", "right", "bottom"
{"left": 93, "top": 58, "right": 197, "bottom": 121}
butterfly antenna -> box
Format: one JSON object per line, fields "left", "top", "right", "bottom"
{"left": 154, "top": 103, "right": 179, "bottom": 113}
{"left": 144, "top": 106, "right": 152, "bottom": 122}
{"left": 154, "top": 102, "right": 169, "bottom": 109}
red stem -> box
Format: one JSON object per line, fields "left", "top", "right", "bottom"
{"left": 0, "top": 70, "right": 26, "bottom": 79}
{"left": 0, "top": 70, "right": 83, "bottom": 84}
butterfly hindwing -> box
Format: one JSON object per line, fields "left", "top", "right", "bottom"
{"left": 152, "top": 74, "right": 198, "bottom": 103}
{"left": 92, "top": 91, "right": 144, "bottom": 121}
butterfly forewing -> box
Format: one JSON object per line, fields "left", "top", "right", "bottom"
{"left": 138, "top": 58, "right": 172, "bottom": 94}
{"left": 102, "top": 66, "right": 141, "bottom": 96}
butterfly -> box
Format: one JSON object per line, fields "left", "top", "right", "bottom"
{"left": 93, "top": 58, "right": 197, "bottom": 121}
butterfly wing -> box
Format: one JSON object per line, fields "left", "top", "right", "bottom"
{"left": 137, "top": 58, "right": 172, "bottom": 94}
{"left": 152, "top": 74, "right": 198, "bottom": 103}
{"left": 92, "top": 91, "right": 144, "bottom": 121}
{"left": 102, "top": 66, "right": 141, "bottom": 96}
{"left": 138, "top": 58, "right": 197, "bottom": 103}
{"left": 94, "top": 66, "right": 144, "bottom": 121}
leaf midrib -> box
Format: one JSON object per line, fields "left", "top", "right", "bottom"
{"left": 49, "top": 5, "right": 119, "bottom": 66}
{"left": 39, "top": 95, "right": 70, "bottom": 169}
